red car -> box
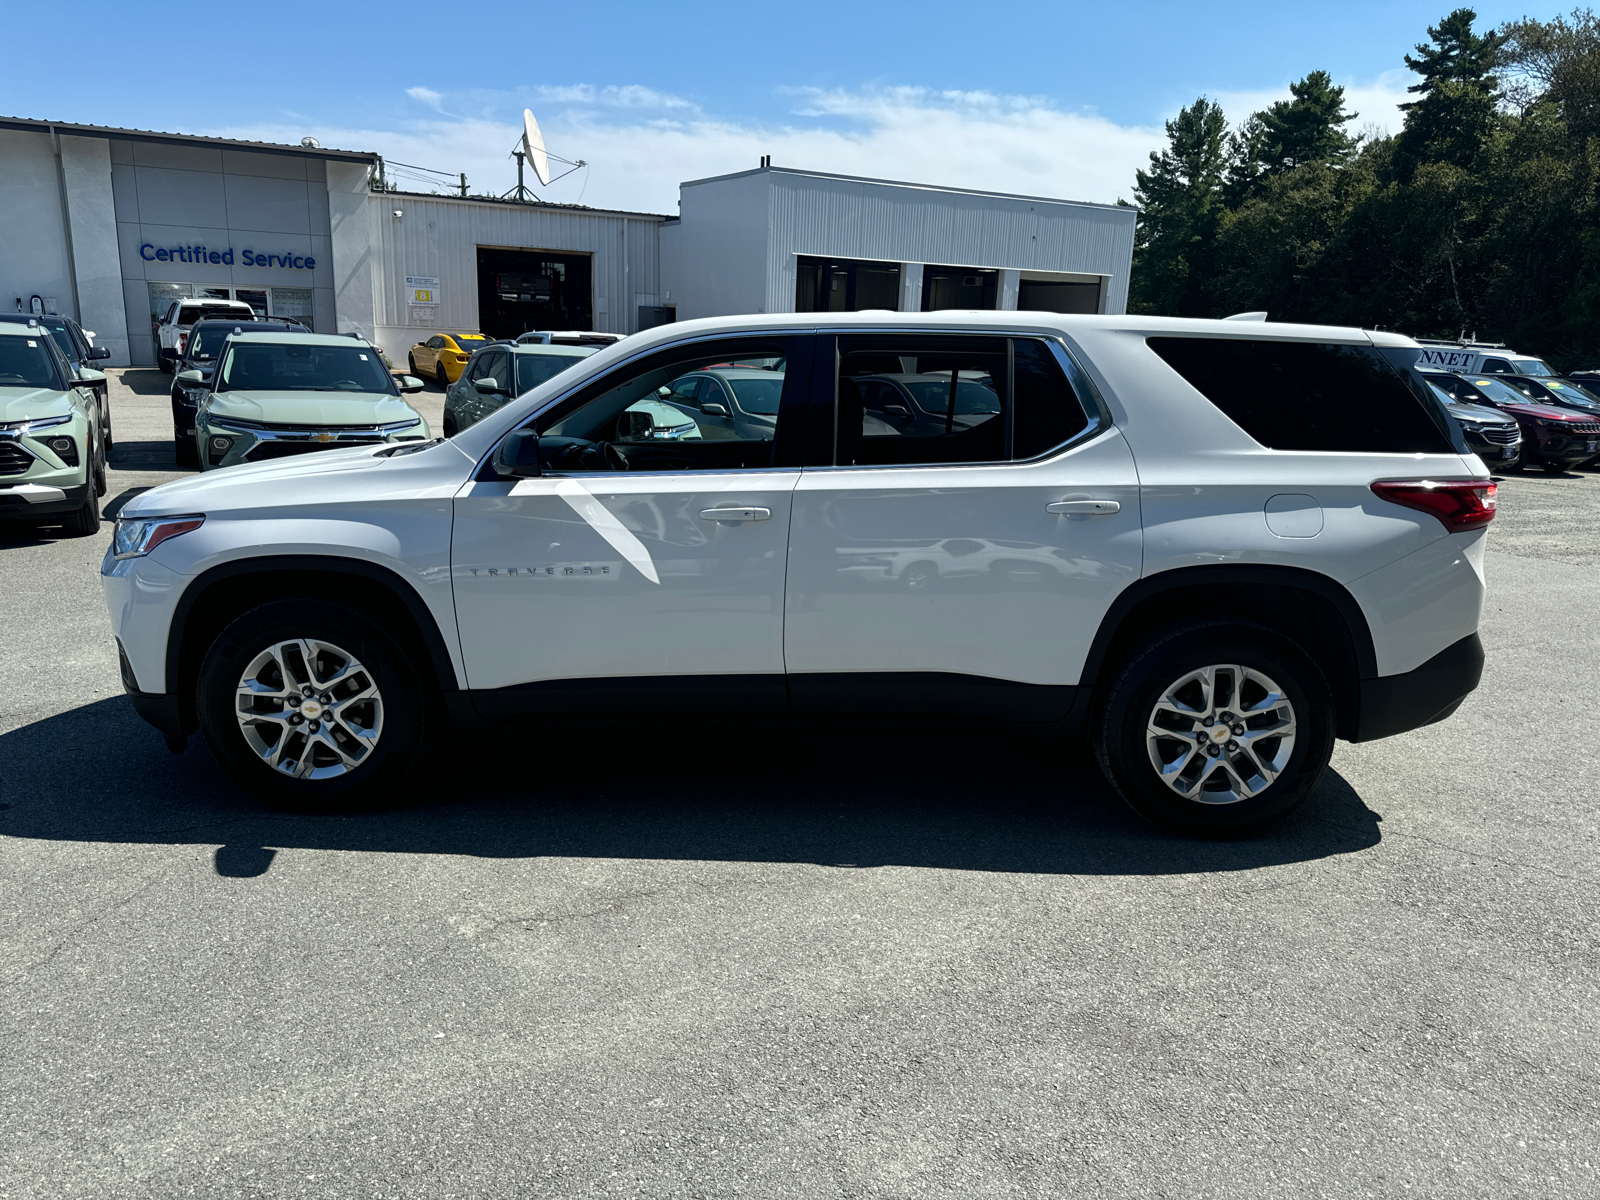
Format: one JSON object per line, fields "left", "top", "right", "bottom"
{"left": 1422, "top": 371, "right": 1600, "bottom": 472}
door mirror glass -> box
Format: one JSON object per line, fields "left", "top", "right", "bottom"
{"left": 474, "top": 375, "right": 501, "bottom": 394}
{"left": 397, "top": 374, "right": 425, "bottom": 393}
{"left": 76, "top": 367, "right": 106, "bottom": 384}
{"left": 176, "top": 369, "right": 205, "bottom": 385}
{"left": 89, "top": 345, "right": 111, "bottom": 360}
{"left": 494, "top": 429, "right": 542, "bottom": 478}
{"left": 620, "top": 410, "right": 654, "bottom": 439}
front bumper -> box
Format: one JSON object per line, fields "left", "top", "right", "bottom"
{"left": 1352, "top": 633, "right": 1484, "bottom": 742}
{"left": 0, "top": 481, "right": 89, "bottom": 517}
{"left": 0, "top": 417, "right": 92, "bottom": 512}
{"left": 196, "top": 418, "right": 427, "bottom": 469}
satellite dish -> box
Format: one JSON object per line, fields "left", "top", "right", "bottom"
{"left": 522, "top": 110, "right": 551, "bottom": 187}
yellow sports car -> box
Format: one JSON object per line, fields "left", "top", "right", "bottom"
{"left": 408, "top": 332, "right": 489, "bottom": 386}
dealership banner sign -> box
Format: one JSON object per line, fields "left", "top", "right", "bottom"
{"left": 139, "top": 243, "right": 316, "bottom": 269}
{"left": 406, "top": 275, "right": 440, "bottom": 325}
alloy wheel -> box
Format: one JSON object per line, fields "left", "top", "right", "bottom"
{"left": 235, "top": 638, "right": 384, "bottom": 780}
{"left": 1145, "top": 663, "right": 1297, "bottom": 805}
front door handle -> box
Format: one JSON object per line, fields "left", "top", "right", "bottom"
{"left": 1047, "top": 499, "right": 1121, "bottom": 516}
{"left": 698, "top": 506, "right": 772, "bottom": 522}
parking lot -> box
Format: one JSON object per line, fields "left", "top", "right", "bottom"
{"left": 1, "top": 366, "right": 1597, "bottom": 1197}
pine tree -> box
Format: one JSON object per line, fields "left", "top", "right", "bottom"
{"left": 1130, "top": 98, "right": 1229, "bottom": 315}
{"left": 1256, "top": 71, "right": 1360, "bottom": 173}
{"left": 1397, "top": 8, "right": 1505, "bottom": 172}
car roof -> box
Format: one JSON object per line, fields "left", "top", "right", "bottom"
{"left": 0, "top": 322, "right": 49, "bottom": 339}
{"left": 225, "top": 331, "right": 371, "bottom": 348}
{"left": 511, "top": 343, "right": 599, "bottom": 357}
{"left": 191, "top": 319, "right": 300, "bottom": 330}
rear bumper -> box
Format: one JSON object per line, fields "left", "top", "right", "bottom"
{"left": 1352, "top": 633, "right": 1483, "bottom": 742}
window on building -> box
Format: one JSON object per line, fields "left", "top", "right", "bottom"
{"left": 1146, "top": 337, "right": 1455, "bottom": 454}
{"left": 921, "top": 267, "right": 998, "bottom": 312}
{"left": 795, "top": 257, "right": 902, "bottom": 313}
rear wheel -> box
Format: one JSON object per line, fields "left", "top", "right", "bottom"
{"left": 1092, "top": 620, "right": 1335, "bottom": 837}
{"left": 196, "top": 599, "right": 433, "bottom": 810}
{"left": 408, "top": 353, "right": 419, "bottom": 375}
{"left": 436, "top": 363, "right": 449, "bottom": 389}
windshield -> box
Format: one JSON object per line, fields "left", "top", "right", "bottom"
{"left": 904, "top": 378, "right": 1002, "bottom": 416}
{"left": 1469, "top": 377, "right": 1536, "bottom": 405}
{"left": 216, "top": 341, "right": 394, "bottom": 393}
{"left": 1514, "top": 359, "right": 1556, "bottom": 375}
{"left": 0, "top": 335, "right": 62, "bottom": 388}
{"left": 726, "top": 376, "right": 785, "bottom": 415}
{"left": 516, "top": 350, "right": 591, "bottom": 393}
{"left": 1535, "top": 379, "right": 1600, "bottom": 405}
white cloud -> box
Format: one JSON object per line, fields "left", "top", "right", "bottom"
{"left": 405, "top": 86, "right": 444, "bottom": 111}
{"left": 214, "top": 85, "right": 1164, "bottom": 215}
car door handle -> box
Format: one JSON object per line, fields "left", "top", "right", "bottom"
{"left": 1046, "top": 499, "right": 1121, "bottom": 515}
{"left": 698, "top": 506, "right": 772, "bottom": 522}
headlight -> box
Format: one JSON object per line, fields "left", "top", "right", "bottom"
{"left": 112, "top": 514, "right": 205, "bottom": 559}
{"left": 206, "top": 414, "right": 265, "bottom": 432}
{"left": 377, "top": 418, "right": 423, "bottom": 433}
{"left": 0, "top": 413, "right": 74, "bottom": 435}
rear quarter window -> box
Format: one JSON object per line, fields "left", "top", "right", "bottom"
{"left": 1146, "top": 337, "right": 1454, "bottom": 454}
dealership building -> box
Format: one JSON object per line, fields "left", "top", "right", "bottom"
{"left": 0, "top": 115, "right": 1136, "bottom": 368}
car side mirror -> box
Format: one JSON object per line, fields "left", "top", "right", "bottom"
{"left": 89, "top": 345, "right": 111, "bottom": 360}
{"left": 621, "top": 410, "right": 654, "bottom": 438}
{"left": 701, "top": 401, "right": 729, "bottom": 417}
{"left": 396, "top": 374, "right": 425, "bottom": 393}
{"left": 176, "top": 369, "right": 205, "bottom": 385}
{"left": 494, "top": 429, "right": 542, "bottom": 478}
{"left": 77, "top": 367, "right": 106, "bottom": 384}
{"left": 473, "top": 375, "right": 501, "bottom": 394}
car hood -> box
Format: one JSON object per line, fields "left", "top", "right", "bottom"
{"left": 0, "top": 387, "right": 73, "bottom": 423}
{"left": 1502, "top": 401, "right": 1592, "bottom": 421}
{"left": 118, "top": 437, "right": 474, "bottom": 519}
{"left": 204, "top": 390, "right": 422, "bottom": 427}
{"left": 1445, "top": 401, "right": 1517, "bottom": 425}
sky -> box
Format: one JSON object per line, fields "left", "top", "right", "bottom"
{"left": 6, "top": 1, "right": 1573, "bottom": 214}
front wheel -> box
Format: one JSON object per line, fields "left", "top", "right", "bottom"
{"left": 61, "top": 480, "right": 100, "bottom": 537}
{"left": 1092, "top": 620, "right": 1335, "bottom": 837}
{"left": 196, "top": 599, "right": 434, "bottom": 810}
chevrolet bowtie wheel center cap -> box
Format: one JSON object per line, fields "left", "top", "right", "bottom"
{"left": 1210, "top": 723, "right": 1232, "bottom": 743}
{"left": 300, "top": 700, "right": 324, "bottom": 719}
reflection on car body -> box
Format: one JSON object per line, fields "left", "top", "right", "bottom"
{"left": 834, "top": 536, "right": 1111, "bottom": 590}
{"left": 857, "top": 371, "right": 1001, "bottom": 437}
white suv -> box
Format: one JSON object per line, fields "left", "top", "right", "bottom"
{"left": 103, "top": 313, "right": 1493, "bottom": 835}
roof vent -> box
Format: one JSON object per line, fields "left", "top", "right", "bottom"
{"left": 301, "top": 136, "right": 321, "bottom": 148}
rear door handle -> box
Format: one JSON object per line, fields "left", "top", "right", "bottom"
{"left": 698, "top": 506, "right": 772, "bottom": 522}
{"left": 1047, "top": 500, "right": 1121, "bottom": 515}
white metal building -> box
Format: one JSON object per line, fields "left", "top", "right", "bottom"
{"left": 0, "top": 115, "right": 1135, "bottom": 369}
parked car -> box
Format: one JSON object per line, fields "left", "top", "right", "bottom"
{"left": 1422, "top": 371, "right": 1600, "bottom": 472}
{"left": 856, "top": 370, "right": 1002, "bottom": 437}
{"left": 181, "top": 332, "right": 428, "bottom": 470}
{"left": 1491, "top": 373, "right": 1600, "bottom": 417}
{"left": 653, "top": 366, "right": 786, "bottom": 442}
{"left": 0, "top": 312, "right": 113, "bottom": 449}
{"left": 407, "top": 333, "right": 490, "bottom": 387}
{"left": 443, "top": 342, "right": 598, "bottom": 435}
{"left": 0, "top": 320, "right": 106, "bottom": 535}
{"left": 515, "top": 330, "right": 625, "bottom": 348}
{"left": 155, "top": 298, "right": 255, "bottom": 372}
{"left": 1417, "top": 378, "right": 1523, "bottom": 467}
{"left": 169, "top": 319, "right": 309, "bottom": 467}
{"left": 105, "top": 313, "right": 1492, "bottom": 838}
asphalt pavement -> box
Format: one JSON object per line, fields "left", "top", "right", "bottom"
{"left": 1, "top": 369, "right": 1596, "bottom": 1198}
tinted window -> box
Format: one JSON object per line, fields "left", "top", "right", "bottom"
{"left": 1147, "top": 337, "right": 1453, "bottom": 454}
{"left": 1480, "top": 358, "right": 1511, "bottom": 373}
{"left": 836, "top": 335, "right": 1091, "bottom": 467}
{"left": 514, "top": 350, "right": 591, "bottom": 394}
{"left": 216, "top": 342, "right": 394, "bottom": 394}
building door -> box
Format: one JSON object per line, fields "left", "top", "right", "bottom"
{"left": 476, "top": 246, "right": 593, "bottom": 340}
{"left": 921, "top": 267, "right": 999, "bottom": 311}
{"left": 235, "top": 288, "right": 269, "bottom": 319}
{"left": 450, "top": 333, "right": 813, "bottom": 715}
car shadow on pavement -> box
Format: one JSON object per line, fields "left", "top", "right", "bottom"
{"left": 0, "top": 696, "right": 1382, "bottom": 878}
{"left": 116, "top": 368, "right": 175, "bottom": 396}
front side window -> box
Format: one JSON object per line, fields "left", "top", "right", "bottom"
{"left": 1147, "top": 337, "right": 1454, "bottom": 454}
{"left": 1480, "top": 358, "right": 1512, "bottom": 373}
{"left": 215, "top": 342, "right": 395, "bottom": 394}
{"left": 834, "top": 334, "right": 1091, "bottom": 467}
{"left": 465, "top": 349, "right": 497, "bottom": 384}
{"left": 0, "top": 335, "right": 63, "bottom": 389}
{"left": 533, "top": 339, "right": 802, "bottom": 472}
{"left": 428, "top": 337, "right": 445, "bottom": 350}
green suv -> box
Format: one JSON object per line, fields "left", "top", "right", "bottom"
{"left": 184, "top": 332, "right": 429, "bottom": 470}
{"left": 0, "top": 320, "right": 106, "bottom": 536}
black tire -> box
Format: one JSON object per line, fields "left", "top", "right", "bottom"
{"left": 442, "top": 415, "right": 458, "bottom": 438}
{"left": 408, "top": 353, "right": 419, "bottom": 376}
{"left": 61, "top": 479, "right": 100, "bottom": 537}
{"left": 1542, "top": 460, "right": 1567, "bottom": 474}
{"left": 100, "top": 392, "right": 113, "bottom": 450}
{"left": 92, "top": 438, "right": 107, "bottom": 497}
{"left": 174, "top": 432, "right": 198, "bottom": 469}
{"left": 1092, "top": 619, "right": 1335, "bottom": 837}
{"left": 196, "top": 599, "right": 434, "bottom": 810}
{"left": 436, "top": 363, "right": 449, "bottom": 389}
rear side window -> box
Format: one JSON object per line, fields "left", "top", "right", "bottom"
{"left": 1147, "top": 337, "right": 1453, "bottom": 454}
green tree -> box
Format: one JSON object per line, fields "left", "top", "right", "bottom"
{"left": 1256, "top": 70, "right": 1360, "bottom": 173}
{"left": 1130, "top": 98, "right": 1229, "bottom": 315}
{"left": 1397, "top": 8, "right": 1505, "bottom": 172}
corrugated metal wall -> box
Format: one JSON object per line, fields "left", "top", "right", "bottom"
{"left": 368, "top": 193, "right": 663, "bottom": 354}
{"left": 756, "top": 170, "right": 1136, "bottom": 314}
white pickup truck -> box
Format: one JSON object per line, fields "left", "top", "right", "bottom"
{"left": 155, "top": 299, "right": 255, "bottom": 372}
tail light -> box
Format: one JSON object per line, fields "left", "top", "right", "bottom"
{"left": 178, "top": 333, "right": 187, "bottom": 353}
{"left": 1371, "top": 479, "right": 1497, "bottom": 531}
